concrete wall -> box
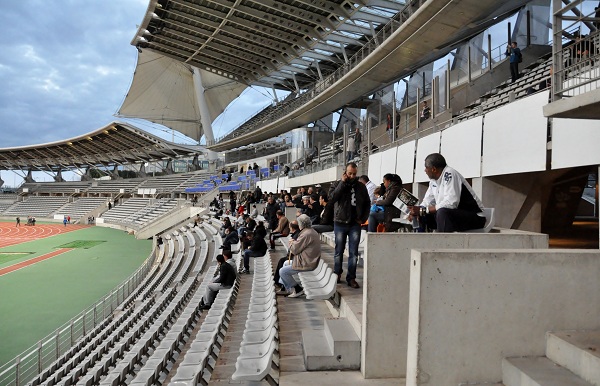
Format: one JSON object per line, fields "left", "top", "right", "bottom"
{"left": 135, "top": 206, "right": 204, "bottom": 240}
{"left": 286, "top": 165, "right": 343, "bottom": 188}
{"left": 406, "top": 249, "right": 600, "bottom": 386}
{"left": 362, "top": 231, "right": 548, "bottom": 379}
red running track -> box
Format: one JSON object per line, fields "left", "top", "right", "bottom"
{"left": 0, "top": 248, "right": 71, "bottom": 276}
{"left": 0, "top": 222, "right": 88, "bottom": 248}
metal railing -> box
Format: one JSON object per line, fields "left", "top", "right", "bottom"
{"left": 553, "top": 31, "right": 600, "bottom": 98}
{"left": 0, "top": 249, "right": 157, "bottom": 386}
{"left": 215, "top": 0, "right": 428, "bottom": 144}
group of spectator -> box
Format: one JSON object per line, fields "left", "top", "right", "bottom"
{"left": 201, "top": 152, "right": 486, "bottom": 302}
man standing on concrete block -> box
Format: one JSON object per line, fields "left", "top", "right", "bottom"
{"left": 329, "top": 162, "right": 370, "bottom": 288}
{"left": 410, "top": 153, "right": 485, "bottom": 232}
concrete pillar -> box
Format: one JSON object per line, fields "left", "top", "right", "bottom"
{"left": 472, "top": 173, "right": 542, "bottom": 232}
{"left": 192, "top": 68, "right": 217, "bottom": 163}
{"left": 138, "top": 163, "right": 147, "bottom": 178}
{"left": 53, "top": 169, "right": 65, "bottom": 182}
{"left": 25, "top": 169, "right": 35, "bottom": 183}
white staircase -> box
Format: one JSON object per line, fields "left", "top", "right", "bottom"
{"left": 301, "top": 317, "right": 360, "bottom": 371}
{"left": 502, "top": 330, "right": 600, "bottom": 386}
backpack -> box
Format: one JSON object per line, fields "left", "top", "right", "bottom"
{"left": 517, "top": 50, "right": 523, "bottom": 63}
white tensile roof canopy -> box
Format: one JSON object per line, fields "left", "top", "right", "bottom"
{"left": 116, "top": 49, "right": 247, "bottom": 142}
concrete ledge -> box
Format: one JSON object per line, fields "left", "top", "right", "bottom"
{"left": 362, "top": 231, "right": 548, "bottom": 379}
{"left": 543, "top": 85, "right": 600, "bottom": 119}
{"left": 406, "top": 249, "right": 600, "bottom": 386}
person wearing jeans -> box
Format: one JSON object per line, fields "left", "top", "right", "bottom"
{"left": 328, "top": 162, "right": 370, "bottom": 289}
{"left": 333, "top": 222, "right": 361, "bottom": 285}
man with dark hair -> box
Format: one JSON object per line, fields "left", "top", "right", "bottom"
{"left": 312, "top": 193, "right": 334, "bottom": 233}
{"left": 359, "top": 175, "right": 377, "bottom": 203}
{"left": 269, "top": 210, "right": 290, "bottom": 250}
{"left": 241, "top": 230, "right": 268, "bottom": 274}
{"left": 200, "top": 254, "right": 236, "bottom": 310}
{"left": 328, "top": 162, "right": 370, "bottom": 289}
{"left": 409, "top": 153, "right": 486, "bottom": 232}
{"left": 368, "top": 173, "right": 403, "bottom": 232}
{"left": 505, "top": 41, "right": 522, "bottom": 82}
{"left": 221, "top": 226, "right": 239, "bottom": 251}
{"left": 263, "top": 196, "right": 279, "bottom": 231}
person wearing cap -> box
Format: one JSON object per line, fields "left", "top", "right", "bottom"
{"left": 314, "top": 184, "right": 323, "bottom": 196}
{"left": 278, "top": 214, "right": 321, "bottom": 298}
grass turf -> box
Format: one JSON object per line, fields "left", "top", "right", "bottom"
{"left": 0, "top": 226, "right": 152, "bottom": 366}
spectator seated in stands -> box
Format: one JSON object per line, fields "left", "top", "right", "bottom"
{"left": 368, "top": 173, "right": 403, "bottom": 233}
{"left": 235, "top": 212, "right": 245, "bottom": 229}
{"left": 210, "top": 197, "right": 220, "bottom": 209}
{"left": 312, "top": 193, "right": 334, "bottom": 234}
{"left": 307, "top": 194, "right": 322, "bottom": 224}
{"left": 200, "top": 253, "right": 236, "bottom": 310}
{"left": 238, "top": 215, "right": 256, "bottom": 238}
{"left": 295, "top": 195, "right": 310, "bottom": 217}
{"left": 219, "top": 217, "right": 232, "bottom": 237}
{"left": 269, "top": 210, "right": 290, "bottom": 250}
{"left": 220, "top": 226, "right": 240, "bottom": 251}
{"left": 277, "top": 215, "right": 321, "bottom": 298}
{"left": 254, "top": 220, "right": 267, "bottom": 240}
{"left": 283, "top": 194, "right": 294, "bottom": 208}
{"left": 240, "top": 230, "right": 268, "bottom": 274}
{"left": 250, "top": 204, "right": 258, "bottom": 218}
{"left": 273, "top": 220, "right": 300, "bottom": 289}
{"left": 409, "top": 153, "right": 486, "bottom": 232}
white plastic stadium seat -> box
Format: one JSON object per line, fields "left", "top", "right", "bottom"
{"left": 468, "top": 208, "right": 495, "bottom": 233}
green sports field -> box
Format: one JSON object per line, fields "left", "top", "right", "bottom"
{"left": 0, "top": 226, "right": 152, "bottom": 366}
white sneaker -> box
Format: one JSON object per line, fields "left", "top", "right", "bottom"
{"left": 287, "top": 288, "right": 304, "bottom": 298}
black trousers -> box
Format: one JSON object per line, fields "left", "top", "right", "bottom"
{"left": 273, "top": 255, "right": 293, "bottom": 286}
{"left": 510, "top": 62, "right": 519, "bottom": 82}
{"left": 424, "top": 208, "right": 486, "bottom": 233}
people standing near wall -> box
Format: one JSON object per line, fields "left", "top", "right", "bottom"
{"left": 347, "top": 135, "right": 356, "bottom": 162}
{"left": 328, "top": 162, "right": 370, "bottom": 289}
{"left": 359, "top": 175, "right": 377, "bottom": 203}
{"left": 355, "top": 126, "right": 362, "bottom": 155}
{"left": 420, "top": 101, "right": 431, "bottom": 123}
{"left": 505, "top": 41, "right": 522, "bottom": 82}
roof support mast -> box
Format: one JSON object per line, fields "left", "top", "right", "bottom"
{"left": 192, "top": 67, "right": 217, "bottom": 166}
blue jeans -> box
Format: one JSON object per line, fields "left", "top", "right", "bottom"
{"left": 279, "top": 264, "right": 302, "bottom": 291}
{"left": 367, "top": 211, "right": 384, "bottom": 232}
{"left": 333, "top": 222, "right": 361, "bottom": 282}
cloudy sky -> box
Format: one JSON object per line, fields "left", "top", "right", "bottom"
{"left": 0, "top": 0, "right": 272, "bottom": 149}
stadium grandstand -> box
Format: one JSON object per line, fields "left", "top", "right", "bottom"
{"left": 2, "top": 0, "right": 600, "bottom": 385}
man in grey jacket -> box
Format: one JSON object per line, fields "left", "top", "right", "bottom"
{"left": 328, "top": 162, "right": 370, "bottom": 288}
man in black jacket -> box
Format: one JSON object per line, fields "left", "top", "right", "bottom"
{"left": 263, "top": 196, "right": 279, "bottom": 230}
{"left": 221, "top": 226, "right": 240, "bottom": 251}
{"left": 241, "top": 230, "right": 268, "bottom": 274}
{"left": 328, "top": 162, "right": 370, "bottom": 288}
{"left": 200, "top": 254, "right": 236, "bottom": 309}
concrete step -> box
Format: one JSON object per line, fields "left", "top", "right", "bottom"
{"left": 302, "top": 317, "right": 360, "bottom": 371}
{"left": 458, "top": 383, "right": 505, "bottom": 386}
{"left": 502, "top": 356, "right": 592, "bottom": 386}
{"left": 546, "top": 330, "right": 600, "bottom": 386}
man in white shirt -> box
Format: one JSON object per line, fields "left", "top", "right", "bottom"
{"left": 359, "top": 175, "right": 377, "bottom": 203}
{"left": 347, "top": 136, "right": 356, "bottom": 162}
{"left": 410, "top": 153, "right": 485, "bottom": 232}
